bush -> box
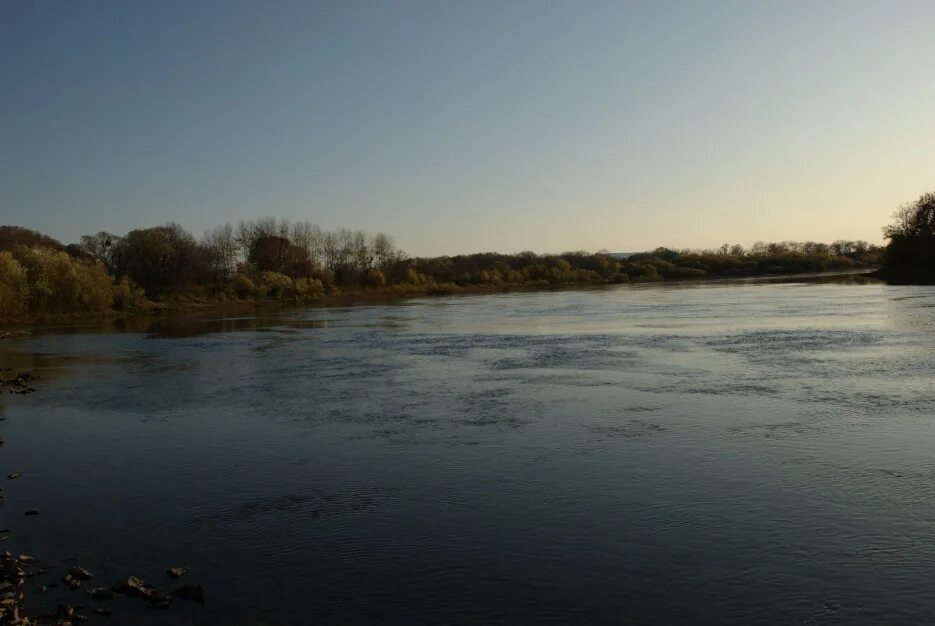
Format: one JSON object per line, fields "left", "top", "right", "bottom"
{"left": 72, "top": 259, "right": 114, "bottom": 312}
{"left": 113, "top": 276, "right": 146, "bottom": 310}
{"left": 258, "top": 271, "right": 296, "bottom": 300}
{"left": 12, "top": 246, "right": 113, "bottom": 314}
{"left": 233, "top": 274, "right": 259, "bottom": 299}
{"left": 364, "top": 269, "right": 386, "bottom": 288}
{"left": 405, "top": 268, "right": 424, "bottom": 285}
{"left": 0, "top": 252, "right": 28, "bottom": 317}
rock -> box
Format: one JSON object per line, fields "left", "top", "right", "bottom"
{"left": 17, "top": 555, "right": 37, "bottom": 565}
{"left": 62, "top": 573, "right": 81, "bottom": 590}
{"left": 113, "top": 576, "right": 152, "bottom": 599}
{"left": 86, "top": 587, "right": 115, "bottom": 601}
{"left": 7, "top": 474, "right": 21, "bottom": 480}
{"left": 93, "top": 607, "right": 112, "bottom": 616}
{"left": 166, "top": 566, "right": 187, "bottom": 579}
{"left": 69, "top": 567, "right": 93, "bottom": 581}
{"left": 172, "top": 583, "right": 205, "bottom": 605}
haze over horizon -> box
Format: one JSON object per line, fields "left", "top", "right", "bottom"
{"left": 3, "top": 1, "right": 934, "bottom": 256}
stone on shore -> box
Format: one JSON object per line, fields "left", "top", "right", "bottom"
{"left": 113, "top": 576, "right": 152, "bottom": 599}
{"left": 68, "top": 566, "right": 93, "bottom": 581}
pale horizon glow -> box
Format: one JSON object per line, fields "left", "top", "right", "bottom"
{"left": 3, "top": 1, "right": 934, "bottom": 256}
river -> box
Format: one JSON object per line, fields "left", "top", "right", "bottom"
{"left": 1, "top": 278, "right": 934, "bottom": 624}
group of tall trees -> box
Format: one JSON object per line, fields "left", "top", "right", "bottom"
{"left": 72, "top": 219, "right": 403, "bottom": 297}
{"left": 880, "top": 192, "right": 935, "bottom": 283}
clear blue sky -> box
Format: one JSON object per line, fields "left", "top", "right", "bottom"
{"left": 3, "top": 1, "right": 934, "bottom": 255}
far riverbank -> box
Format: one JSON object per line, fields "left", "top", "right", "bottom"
{"left": 1, "top": 268, "right": 880, "bottom": 334}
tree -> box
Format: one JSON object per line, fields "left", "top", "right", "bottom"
{"left": 371, "top": 233, "right": 396, "bottom": 268}
{"left": 78, "top": 231, "right": 121, "bottom": 269}
{"left": 203, "top": 224, "right": 238, "bottom": 280}
{"left": 351, "top": 230, "right": 373, "bottom": 271}
{"left": 881, "top": 192, "right": 935, "bottom": 282}
{"left": 112, "top": 223, "right": 210, "bottom": 296}
{"left": 247, "top": 235, "right": 312, "bottom": 277}
{"left": 321, "top": 231, "right": 340, "bottom": 273}
{"left": 290, "top": 221, "right": 323, "bottom": 267}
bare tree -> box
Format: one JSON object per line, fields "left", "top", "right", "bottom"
{"left": 236, "top": 220, "right": 256, "bottom": 260}
{"left": 321, "top": 230, "right": 340, "bottom": 272}
{"left": 203, "top": 223, "right": 238, "bottom": 279}
{"left": 256, "top": 217, "right": 279, "bottom": 238}
{"left": 290, "top": 221, "right": 313, "bottom": 254}
{"left": 371, "top": 232, "right": 397, "bottom": 268}
{"left": 352, "top": 230, "right": 373, "bottom": 270}
{"left": 335, "top": 228, "right": 355, "bottom": 273}
{"left": 307, "top": 223, "right": 323, "bottom": 267}
{"left": 277, "top": 218, "right": 292, "bottom": 240}
{"left": 79, "top": 231, "right": 121, "bottom": 269}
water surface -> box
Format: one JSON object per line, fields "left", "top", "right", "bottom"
{"left": 2, "top": 280, "right": 935, "bottom": 624}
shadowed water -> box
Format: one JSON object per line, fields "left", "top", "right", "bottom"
{"left": 2, "top": 279, "right": 935, "bottom": 624}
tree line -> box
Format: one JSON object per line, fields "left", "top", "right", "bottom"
{"left": 0, "top": 217, "right": 887, "bottom": 321}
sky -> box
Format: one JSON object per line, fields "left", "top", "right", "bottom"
{"left": 2, "top": 1, "right": 934, "bottom": 256}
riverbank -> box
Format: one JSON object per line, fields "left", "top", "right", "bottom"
{"left": 0, "top": 268, "right": 881, "bottom": 330}
{"left": 0, "top": 376, "right": 207, "bottom": 624}
{"left": 0, "top": 280, "right": 552, "bottom": 328}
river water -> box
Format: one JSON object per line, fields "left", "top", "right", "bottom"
{"left": 1, "top": 278, "right": 934, "bottom": 624}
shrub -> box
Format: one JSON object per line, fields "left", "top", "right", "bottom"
{"left": 113, "top": 276, "right": 146, "bottom": 310}
{"left": 0, "top": 252, "right": 28, "bottom": 317}
{"left": 233, "top": 274, "right": 258, "bottom": 299}
{"left": 364, "top": 269, "right": 386, "bottom": 288}
{"left": 9, "top": 246, "right": 113, "bottom": 314}
{"left": 258, "top": 271, "right": 296, "bottom": 300}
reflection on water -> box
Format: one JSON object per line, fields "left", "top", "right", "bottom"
{"left": 1, "top": 278, "right": 934, "bottom": 625}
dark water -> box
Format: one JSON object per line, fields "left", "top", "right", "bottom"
{"left": 2, "top": 280, "right": 935, "bottom": 625}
